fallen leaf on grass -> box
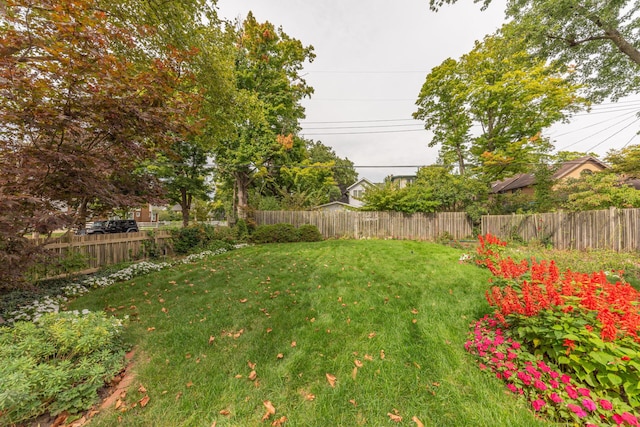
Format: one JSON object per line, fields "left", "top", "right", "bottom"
{"left": 248, "top": 371, "right": 257, "bottom": 381}
{"left": 186, "top": 381, "right": 194, "bottom": 388}
{"left": 276, "top": 353, "right": 284, "bottom": 359}
{"left": 161, "top": 307, "right": 168, "bottom": 314}
{"left": 262, "top": 400, "right": 276, "bottom": 421}
{"left": 304, "top": 393, "right": 315, "bottom": 401}
{"left": 234, "top": 374, "right": 243, "bottom": 379}
{"left": 146, "top": 327, "right": 155, "bottom": 332}
{"left": 208, "top": 336, "right": 215, "bottom": 345}
{"left": 348, "top": 399, "right": 357, "bottom": 406}
{"left": 352, "top": 367, "right": 358, "bottom": 380}
{"left": 326, "top": 373, "right": 337, "bottom": 388}
{"left": 211, "top": 422, "right": 217, "bottom": 427}
{"left": 364, "top": 354, "right": 373, "bottom": 361}
{"left": 387, "top": 412, "right": 402, "bottom": 422}
{"left": 368, "top": 332, "right": 376, "bottom": 339}
{"left": 380, "top": 350, "right": 386, "bottom": 359}
{"left": 411, "top": 308, "right": 419, "bottom": 314}
{"left": 290, "top": 341, "right": 297, "bottom": 347}
{"left": 139, "top": 395, "right": 150, "bottom": 408}
{"left": 412, "top": 319, "right": 418, "bottom": 324}
{"left": 412, "top": 415, "right": 425, "bottom": 427}
{"left": 185, "top": 353, "right": 191, "bottom": 359}
{"left": 354, "top": 359, "right": 363, "bottom": 368}
{"left": 248, "top": 360, "right": 256, "bottom": 369}
{"left": 240, "top": 299, "right": 248, "bottom": 303}
{"left": 271, "top": 416, "right": 287, "bottom": 426}
{"left": 158, "top": 298, "right": 165, "bottom": 303}
{"left": 138, "top": 385, "right": 147, "bottom": 394}
{"left": 219, "top": 409, "right": 230, "bottom": 416}
{"left": 175, "top": 392, "right": 182, "bottom": 401}
{"left": 266, "top": 327, "right": 273, "bottom": 333}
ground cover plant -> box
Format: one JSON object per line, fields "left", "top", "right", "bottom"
{"left": 65, "top": 240, "right": 547, "bottom": 426}
{"left": 466, "top": 234, "right": 640, "bottom": 426}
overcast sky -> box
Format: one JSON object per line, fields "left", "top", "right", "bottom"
{"left": 216, "top": 0, "right": 640, "bottom": 182}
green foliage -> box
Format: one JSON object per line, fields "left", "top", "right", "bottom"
{"left": 559, "top": 173, "right": 640, "bottom": 211}
{"left": 249, "top": 223, "right": 322, "bottom": 243}
{"left": 296, "top": 224, "right": 323, "bottom": 242}
{"left": 0, "top": 312, "right": 126, "bottom": 424}
{"left": 606, "top": 144, "right": 640, "bottom": 179}
{"left": 429, "top": 0, "right": 640, "bottom": 101}
{"left": 360, "top": 182, "right": 440, "bottom": 213}
{"left": 234, "top": 219, "right": 249, "bottom": 241}
{"left": 170, "top": 224, "right": 235, "bottom": 254}
{"left": 509, "top": 309, "right": 640, "bottom": 408}
{"left": 414, "top": 29, "right": 586, "bottom": 184}
{"left": 306, "top": 140, "right": 358, "bottom": 191}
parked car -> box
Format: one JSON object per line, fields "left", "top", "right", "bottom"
{"left": 86, "top": 220, "right": 139, "bottom": 234}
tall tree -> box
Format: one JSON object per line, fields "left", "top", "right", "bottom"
{"left": 605, "top": 144, "right": 640, "bottom": 178}
{"left": 0, "top": 0, "right": 204, "bottom": 285}
{"left": 306, "top": 140, "right": 359, "bottom": 196}
{"left": 414, "top": 32, "right": 585, "bottom": 184}
{"left": 215, "top": 12, "right": 315, "bottom": 221}
{"left": 429, "top": 0, "right": 640, "bottom": 100}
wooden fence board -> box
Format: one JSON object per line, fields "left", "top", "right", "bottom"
{"left": 253, "top": 211, "right": 474, "bottom": 241}
{"left": 39, "top": 230, "right": 173, "bottom": 276}
{"left": 481, "top": 207, "right": 640, "bottom": 251}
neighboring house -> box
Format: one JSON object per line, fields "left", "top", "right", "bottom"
{"left": 133, "top": 204, "right": 162, "bottom": 222}
{"left": 491, "top": 156, "right": 609, "bottom": 195}
{"left": 389, "top": 175, "right": 416, "bottom": 189}
{"left": 312, "top": 178, "right": 376, "bottom": 211}
{"left": 346, "top": 178, "right": 376, "bottom": 208}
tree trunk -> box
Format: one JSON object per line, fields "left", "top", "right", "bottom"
{"left": 456, "top": 145, "right": 466, "bottom": 175}
{"left": 75, "top": 198, "right": 89, "bottom": 231}
{"left": 235, "top": 171, "right": 250, "bottom": 220}
{"left": 180, "top": 188, "right": 192, "bottom": 228}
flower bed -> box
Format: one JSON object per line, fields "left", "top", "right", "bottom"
{"left": 466, "top": 234, "right": 640, "bottom": 426}
{"left": 5, "top": 246, "right": 237, "bottom": 323}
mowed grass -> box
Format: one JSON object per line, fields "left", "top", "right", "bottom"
{"left": 68, "top": 240, "right": 546, "bottom": 427}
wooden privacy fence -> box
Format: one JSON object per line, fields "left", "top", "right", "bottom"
{"left": 481, "top": 207, "right": 640, "bottom": 251}
{"left": 39, "top": 230, "right": 173, "bottom": 275}
{"left": 253, "top": 211, "right": 474, "bottom": 240}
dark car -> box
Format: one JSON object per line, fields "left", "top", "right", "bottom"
{"left": 86, "top": 220, "right": 139, "bottom": 234}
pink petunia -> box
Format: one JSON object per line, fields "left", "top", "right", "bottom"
{"left": 578, "top": 388, "right": 591, "bottom": 397}
{"left": 560, "top": 374, "right": 571, "bottom": 384}
{"left": 534, "top": 380, "right": 547, "bottom": 391}
{"left": 599, "top": 399, "right": 613, "bottom": 411}
{"left": 549, "top": 380, "right": 559, "bottom": 389}
{"left": 531, "top": 399, "right": 546, "bottom": 411}
{"left": 506, "top": 384, "right": 518, "bottom": 393}
{"left": 567, "top": 403, "right": 587, "bottom": 418}
{"left": 621, "top": 412, "right": 639, "bottom": 426}
{"left": 549, "top": 392, "right": 563, "bottom": 404}
{"left": 511, "top": 342, "right": 521, "bottom": 349}
{"left": 582, "top": 399, "right": 596, "bottom": 412}
{"left": 566, "top": 385, "right": 578, "bottom": 399}
{"left": 549, "top": 371, "right": 559, "bottom": 379}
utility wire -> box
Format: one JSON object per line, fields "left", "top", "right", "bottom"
{"left": 557, "top": 114, "right": 639, "bottom": 150}
{"left": 584, "top": 118, "right": 640, "bottom": 152}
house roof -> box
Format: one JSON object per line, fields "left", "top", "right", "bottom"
{"left": 346, "top": 177, "right": 375, "bottom": 191}
{"left": 312, "top": 201, "right": 353, "bottom": 210}
{"left": 491, "top": 156, "right": 609, "bottom": 194}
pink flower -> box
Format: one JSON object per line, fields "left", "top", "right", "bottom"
{"left": 495, "top": 352, "right": 505, "bottom": 360}
{"left": 549, "top": 371, "right": 559, "bottom": 379}
{"left": 549, "top": 392, "right": 563, "bottom": 403}
{"left": 517, "top": 371, "right": 532, "bottom": 385}
{"left": 537, "top": 361, "right": 551, "bottom": 373}
{"left": 549, "top": 380, "right": 559, "bottom": 389}
{"left": 578, "top": 388, "right": 591, "bottom": 397}
{"left": 532, "top": 399, "right": 546, "bottom": 411}
{"left": 478, "top": 363, "right": 487, "bottom": 370}
{"left": 507, "top": 352, "right": 517, "bottom": 360}
{"left": 534, "top": 379, "right": 547, "bottom": 391}
{"left": 620, "top": 412, "right": 639, "bottom": 426}
{"left": 506, "top": 384, "right": 518, "bottom": 393}
{"left": 511, "top": 342, "right": 521, "bottom": 349}
{"left": 566, "top": 385, "right": 578, "bottom": 399}
{"left": 582, "top": 399, "right": 596, "bottom": 412}
{"left": 567, "top": 403, "right": 587, "bottom": 418}
{"left": 599, "top": 399, "right": 613, "bottom": 411}
{"left": 503, "top": 370, "right": 513, "bottom": 379}
{"left": 560, "top": 374, "right": 571, "bottom": 384}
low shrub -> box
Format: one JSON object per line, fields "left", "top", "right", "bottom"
{"left": 0, "top": 311, "right": 127, "bottom": 424}
{"left": 171, "top": 224, "right": 236, "bottom": 254}
{"left": 297, "top": 224, "right": 323, "bottom": 242}
{"left": 250, "top": 223, "right": 323, "bottom": 244}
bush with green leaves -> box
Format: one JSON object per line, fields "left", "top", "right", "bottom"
{"left": 170, "top": 224, "right": 236, "bottom": 254}
{"left": 250, "top": 223, "right": 323, "bottom": 244}
{"left": 0, "top": 311, "right": 127, "bottom": 424}
{"left": 296, "top": 224, "right": 323, "bottom": 242}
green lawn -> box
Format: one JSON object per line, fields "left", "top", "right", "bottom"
{"left": 69, "top": 240, "right": 547, "bottom": 426}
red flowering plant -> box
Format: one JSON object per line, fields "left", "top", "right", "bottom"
{"left": 468, "top": 234, "right": 640, "bottom": 425}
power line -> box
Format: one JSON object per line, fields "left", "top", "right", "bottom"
{"left": 301, "top": 128, "right": 426, "bottom": 136}
{"left": 584, "top": 118, "right": 640, "bottom": 152}
{"left": 303, "top": 123, "right": 424, "bottom": 130}
{"left": 557, "top": 114, "right": 639, "bottom": 150}
{"left": 301, "top": 118, "right": 416, "bottom": 124}
{"left": 549, "top": 110, "right": 638, "bottom": 138}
